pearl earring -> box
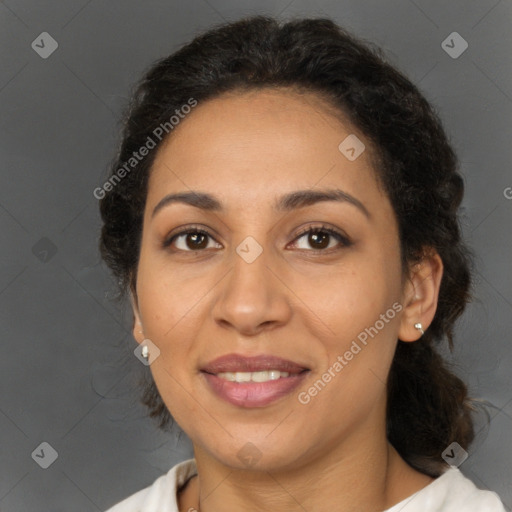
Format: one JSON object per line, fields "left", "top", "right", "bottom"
{"left": 414, "top": 323, "right": 424, "bottom": 335}
{"left": 137, "top": 329, "right": 150, "bottom": 359}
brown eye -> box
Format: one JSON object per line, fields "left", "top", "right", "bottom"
{"left": 308, "top": 231, "right": 330, "bottom": 249}
{"left": 163, "top": 228, "right": 222, "bottom": 252}
{"left": 291, "top": 226, "right": 351, "bottom": 252}
{"left": 184, "top": 232, "right": 209, "bottom": 250}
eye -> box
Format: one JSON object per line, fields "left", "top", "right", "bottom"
{"left": 290, "top": 225, "right": 351, "bottom": 252}
{"left": 162, "top": 224, "right": 351, "bottom": 253}
{"left": 163, "top": 226, "right": 222, "bottom": 252}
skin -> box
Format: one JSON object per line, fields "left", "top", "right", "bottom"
{"left": 131, "top": 88, "right": 443, "bottom": 512}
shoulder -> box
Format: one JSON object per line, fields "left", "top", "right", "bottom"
{"left": 386, "top": 467, "right": 506, "bottom": 512}
{"left": 104, "top": 458, "right": 197, "bottom": 512}
{"left": 441, "top": 469, "right": 506, "bottom": 511}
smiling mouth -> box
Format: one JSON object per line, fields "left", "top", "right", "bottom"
{"left": 199, "top": 353, "right": 311, "bottom": 407}
{"left": 201, "top": 369, "right": 310, "bottom": 408}
{"left": 200, "top": 353, "right": 309, "bottom": 374}
{"left": 210, "top": 369, "right": 308, "bottom": 383}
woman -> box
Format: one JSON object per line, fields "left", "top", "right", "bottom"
{"left": 99, "top": 15, "right": 506, "bottom": 512}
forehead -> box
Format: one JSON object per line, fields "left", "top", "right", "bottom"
{"left": 147, "top": 88, "right": 386, "bottom": 214}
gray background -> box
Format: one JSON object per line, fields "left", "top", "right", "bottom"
{"left": 0, "top": 0, "right": 511, "bottom": 510}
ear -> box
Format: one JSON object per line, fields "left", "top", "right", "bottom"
{"left": 398, "top": 249, "right": 443, "bottom": 342}
{"left": 130, "top": 291, "right": 145, "bottom": 345}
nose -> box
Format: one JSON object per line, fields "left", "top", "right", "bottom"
{"left": 211, "top": 247, "right": 293, "bottom": 336}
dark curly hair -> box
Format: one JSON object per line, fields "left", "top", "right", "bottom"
{"left": 99, "top": 15, "right": 475, "bottom": 477}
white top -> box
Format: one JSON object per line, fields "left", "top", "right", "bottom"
{"left": 104, "top": 458, "right": 506, "bottom": 512}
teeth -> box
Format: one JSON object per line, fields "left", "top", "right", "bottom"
{"left": 217, "top": 370, "right": 290, "bottom": 383}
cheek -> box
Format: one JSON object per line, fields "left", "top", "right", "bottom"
{"left": 291, "top": 253, "right": 400, "bottom": 340}
{"left": 136, "top": 255, "right": 210, "bottom": 339}
{"left": 149, "top": 361, "right": 206, "bottom": 443}
{"left": 292, "top": 250, "right": 402, "bottom": 393}
{"left": 296, "top": 296, "right": 400, "bottom": 429}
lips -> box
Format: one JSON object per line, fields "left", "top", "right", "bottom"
{"left": 200, "top": 353, "right": 310, "bottom": 408}
{"left": 200, "top": 353, "right": 309, "bottom": 375}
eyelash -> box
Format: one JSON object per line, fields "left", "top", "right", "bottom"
{"left": 162, "top": 224, "right": 352, "bottom": 254}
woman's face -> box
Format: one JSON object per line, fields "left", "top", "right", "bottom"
{"left": 132, "top": 88, "right": 415, "bottom": 471}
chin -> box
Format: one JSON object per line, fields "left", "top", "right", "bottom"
{"left": 203, "top": 436, "right": 307, "bottom": 473}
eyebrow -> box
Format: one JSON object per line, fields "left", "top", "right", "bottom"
{"left": 151, "top": 188, "right": 370, "bottom": 219}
